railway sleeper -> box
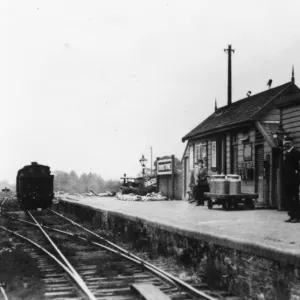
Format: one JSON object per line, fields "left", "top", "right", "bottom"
{"left": 44, "top": 283, "right": 74, "bottom": 289}
{"left": 43, "top": 273, "right": 67, "bottom": 278}
{"left": 42, "top": 278, "right": 70, "bottom": 284}
{"left": 43, "top": 290, "right": 78, "bottom": 298}
{"left": 45, "top": 286, "right": 75, "bottom": 292}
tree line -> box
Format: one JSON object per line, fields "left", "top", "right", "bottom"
{"left": 54, "top": 170, "right": 121, "bottom": 193}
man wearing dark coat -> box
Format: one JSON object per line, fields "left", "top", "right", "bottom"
{"left": 283, "top": 139, "right": 300, "bottom": 223}
{"left": 188, "top": 161, "right": 199, "bottom": 203}
{"left": 195, "top": 159, "right": 209, "bottom": 206}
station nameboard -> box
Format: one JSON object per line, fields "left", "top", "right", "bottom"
{"left": 157, "top": 159, "right": 172, "bottom": 175}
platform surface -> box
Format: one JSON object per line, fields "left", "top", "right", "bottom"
{"left": 59, "top": 194, "right": 300, "bottom": 263}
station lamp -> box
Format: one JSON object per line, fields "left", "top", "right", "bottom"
{"left": 272, "top": 124, "right": 290, "bottom": 148}
{"left": 139, "top": 154, "right": 147, "bottom": 176}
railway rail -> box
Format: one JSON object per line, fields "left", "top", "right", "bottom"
{"left": 0, "top": 286, "right": 8, "bottom": 300}
{"left": 0, "top": 198, "right": 8, "bottom": 212}
{"left": 0, "top": 208, "right": 239, "bottom": 300}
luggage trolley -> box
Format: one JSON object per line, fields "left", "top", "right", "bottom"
{"left": 205, "top": 174, "right": 258, "bottom": 210}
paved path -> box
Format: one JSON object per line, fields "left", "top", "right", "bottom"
{"left": 60, "top": 195, "right": 300, "bottom": 262}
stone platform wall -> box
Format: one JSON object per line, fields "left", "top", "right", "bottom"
{"left": 56, "top": 200, "right": 300, "bottom": 300}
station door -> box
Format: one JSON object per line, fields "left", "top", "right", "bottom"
{"left": 255, "top": 144, "right": 264, "bottom": 203}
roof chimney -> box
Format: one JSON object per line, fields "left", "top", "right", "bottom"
{"left": 224, "top": 45, "right": 235, "bottom": 106}
{"left": 292, "top": 65, "right": 295, "bottom": 84}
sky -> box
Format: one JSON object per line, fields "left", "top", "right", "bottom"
{"left": 1, "top": 0, "right": 300, "bottom": 183}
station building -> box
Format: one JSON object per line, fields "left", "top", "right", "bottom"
{"left": 181, "top": 73, "right": 300, "bottom": 208}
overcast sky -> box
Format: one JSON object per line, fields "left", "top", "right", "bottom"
{"left": 1, "top": 0, "right": 300, "bottom": 183}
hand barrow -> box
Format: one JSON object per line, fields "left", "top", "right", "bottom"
{"left": 204, "top": 192, "right": 259, "bottom": 210}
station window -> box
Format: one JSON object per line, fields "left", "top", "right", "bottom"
{"left": 195, "top": 142, "right": 208, "bottom": 166}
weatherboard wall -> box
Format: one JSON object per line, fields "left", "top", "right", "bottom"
{"left": 282, "top": 104, "right": 300, "bottom": 149}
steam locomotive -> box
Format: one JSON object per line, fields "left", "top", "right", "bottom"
{"left": 16, "top": 162, "right": 54, "bottom": 210}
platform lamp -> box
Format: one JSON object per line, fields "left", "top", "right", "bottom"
{"left": 272, "top": 123, "right": 290, "bottom": 148}
{"left": 272, "top": 123, "right": 290, "bottom": 211}
{"left": 139, "top": 154, "right": 147, "bottom": 177}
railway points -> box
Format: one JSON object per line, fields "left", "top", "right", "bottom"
{"left": 2, "top": 191, "right": 300, "bottom": 299}
{"left": 0, "top": 205, "right": 229, "bottom": 300}
{"left": 55, "top": 194, "right": 300, "bottom": 299}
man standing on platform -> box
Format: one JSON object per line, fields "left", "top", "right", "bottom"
{"left": 188, "top": 160, "right": 200, "bottom": 203}
{"left": 283, "top": 139, "right": 300, "bottom": 223}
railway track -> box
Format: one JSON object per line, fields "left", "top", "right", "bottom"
{"left": 0, "top": 286, "right": 8, "bottom": 300}
{"left": 0, "top": 198, "right": 8, "bottom": 212}
{"left": 1, "top": 209, "right": 239, "bottom": 300}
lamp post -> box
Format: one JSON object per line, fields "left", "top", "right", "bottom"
{"left": 272, "top": 123, "right": 290, "bottom": 210}
{"left": 139, "top": 154, "right": 147, "bottom": 177}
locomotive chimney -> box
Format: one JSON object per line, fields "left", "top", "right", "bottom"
{"left": 31, "top": 162, "right": 38, "bottom": 165}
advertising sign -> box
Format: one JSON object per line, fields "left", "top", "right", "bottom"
{"left": 157, "top": 159, "right": 172, "bottom": 175}
{"left": 211, "top": 141, "right": 216, "bottom": 168}
{"left": 243, "top": 143, "right": 252, "bottom": 161}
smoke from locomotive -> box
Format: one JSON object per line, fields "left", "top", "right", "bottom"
{"left": 16, "top": 162, "right": 54, "bottom": 210}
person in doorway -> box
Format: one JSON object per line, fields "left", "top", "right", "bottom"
{"left": 195, "top": 159, "right": 209, "bottom": 206}
{"left": 188, "top": 163, "right": 198, "bottom": 203}
{"left": 283, "top": 139, "right": 300, "bottom": 223}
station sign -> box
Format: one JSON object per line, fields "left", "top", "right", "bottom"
{"left": 157, "top": 159, "right": 173, "bottom": 175}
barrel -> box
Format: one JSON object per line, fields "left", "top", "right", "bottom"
{"left": 226, "top": 174, "right": 241, "bottom": 195}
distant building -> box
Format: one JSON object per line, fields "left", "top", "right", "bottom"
{"left": 181, "top": 74, "right": 299, "bottom": 208}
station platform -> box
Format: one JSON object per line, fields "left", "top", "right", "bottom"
{"left": 59, "top": 195, "right": 300, "bottom": 265}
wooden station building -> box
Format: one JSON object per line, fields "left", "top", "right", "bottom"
{"left": 181, "top": 72, "right": 300, "bottom": 208}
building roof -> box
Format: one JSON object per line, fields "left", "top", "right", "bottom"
{"left": 182, "top": 82, "right": 298, "bottom": 142}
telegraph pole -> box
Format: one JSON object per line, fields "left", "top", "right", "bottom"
{"left": 224, "top": 45, "right": 235, "bottom": 105}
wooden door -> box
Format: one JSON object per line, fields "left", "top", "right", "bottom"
{"left": 255, "top": 144, "right": 264, "bottom": 203}
{"left": 272, "top": 148, "right": 280, "bottom": 208}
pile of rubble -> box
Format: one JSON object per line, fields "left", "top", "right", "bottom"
{"left": 81, "top": 190, "right": 116, "bottom": 197}
{"left": 116, "top": 192, "right": 168, "bottom": 202}
{"left": 97, "top": 191, "right": 116, "bottom": 197}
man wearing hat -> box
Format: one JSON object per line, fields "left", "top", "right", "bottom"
{"left": 188, "top": 167, "right": 196, "bottom": 203}
{"left": 283, "top": 139, "right": 300, "bottom": 223}
{"left": 188, "top": 160, "right": 200, "bottom": 203}
{"left": 195, "top": 158, "right": 209, "bottom": 206}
